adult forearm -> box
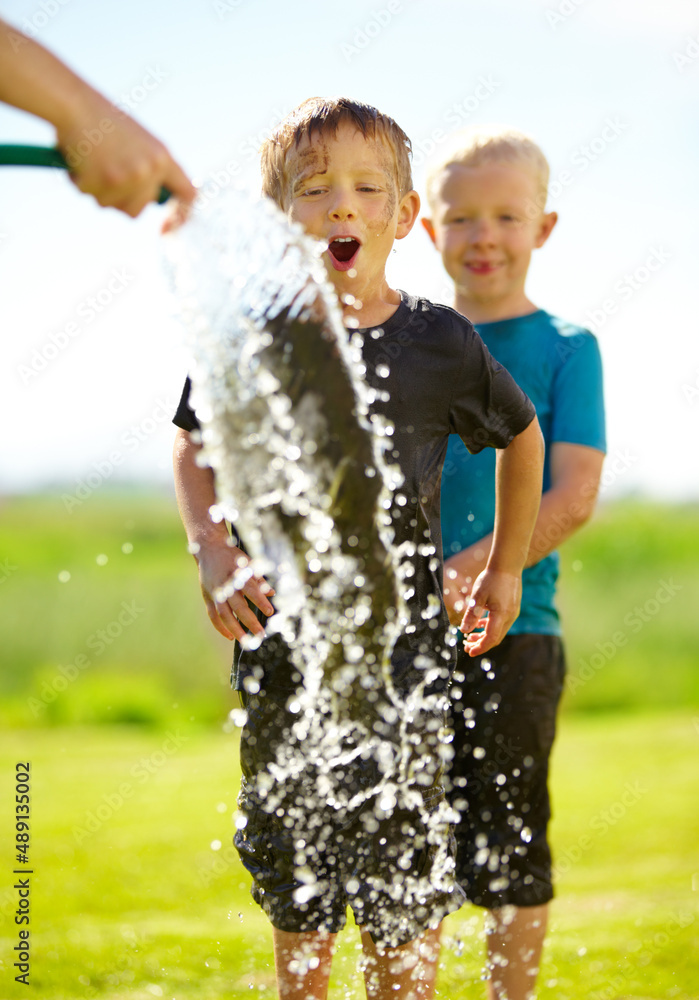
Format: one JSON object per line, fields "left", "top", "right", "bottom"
{"left": 1, "top": 18, "right": 195, "bottom": 216}
{"left": 0, "top": 20, "right": 101, "bottom": 130}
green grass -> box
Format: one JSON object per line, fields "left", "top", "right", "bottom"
{"left": 0, "top": 712, "right": 697, "bottom": 999}
{"left": 557, "top": 499, "right": 699, "bottom": 711}
{"left": 2, "top": 493, "right": 696, "bottom": 997}
{"left": 0, "top": 491, "right": 236, "bottom": 727}
{"left": 1, "top": 491, "right": 698, "bottom": 727}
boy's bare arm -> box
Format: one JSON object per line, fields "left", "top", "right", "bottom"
{"left": 173, "top": 428, "right": 274, "bottom": 642}
{"left": 444, "top": 441, "right": 605, "bottom": 627}
{"left": 0, "top": 18, "right": 195, "bottom": 216}
{"left": 459, "top": 417, "right": 544, "bottom": 655}
{"left": 527, "top": 443, "right": 605, "bottom": 560}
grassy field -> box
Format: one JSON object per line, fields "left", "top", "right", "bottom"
{"left": 1, "top": 490, "right": 698, "bottom": 726}
{"left": 556, "top": 499, "right": 699, "bottom": 713}
{"left": 0, "top": 490, "right": 237, "bottom": 728}
{"left": 1, "top": 492, "right": 698, "bottom": 997}
{"left": 0, "top": 712, "right": 697, "bottom": 1000}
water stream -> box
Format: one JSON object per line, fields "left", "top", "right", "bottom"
{"left": 165, "top": 190, "right": 458, "bottom": 943}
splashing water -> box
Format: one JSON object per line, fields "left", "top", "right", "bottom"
{"left": 167, "top": 191, "right": 409, "bottom": 729}
{"left": 166, "top": 190, "right": 458, "bottom": 944}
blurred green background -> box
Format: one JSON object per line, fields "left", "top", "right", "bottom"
{"left": 1, "top": 491, "right": 698, "bottom": 728}
{"left": 1, "top": 492, "right": 698, "bottom": 999}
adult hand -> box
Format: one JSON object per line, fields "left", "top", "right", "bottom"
{"left": 56, "top": 101, "right": 196, "bottom": 217}
{"left": 0, "top": 17, "right": 196, "bottom": 218}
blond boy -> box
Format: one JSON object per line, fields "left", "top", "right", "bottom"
{"left": 423, "top": 126, "right": 606, "bottom": 1000}
{"left": 173, "top": 101, "right": 544, "bottom": 1000}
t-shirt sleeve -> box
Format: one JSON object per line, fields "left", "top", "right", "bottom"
{"left": 551, "top": 332, "right": 606, "bottom": 452}
{"left": 449, "top": 319, "right": 536, "bottom": 453}
{"left": 172, "top": 376, "right": 200, "bottom": 433}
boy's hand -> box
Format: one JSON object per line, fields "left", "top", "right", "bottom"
{"left": 195, "top": 541, "right": 275, "bottom": 642}
{"left": 459, "top": 568, "right": 521, "bottom": 656}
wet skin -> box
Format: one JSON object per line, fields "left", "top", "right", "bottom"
{"left": 284, "top": 122, "right": 420, "bottom": 329}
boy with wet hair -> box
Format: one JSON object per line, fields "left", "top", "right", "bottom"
{"left": 423, "top": 124, "right": 606, "bottom": 1000}
{"left": 260, "top": 96, "right": 415, "bottom": 206}
{"left": 173, "top": 99, "right": 544, "bottom": 1000}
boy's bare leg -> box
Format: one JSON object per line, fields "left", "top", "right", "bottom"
{"left": 273, "top": 928, "right": 336, "bottom": 1000}
{"left": 484, "top": 904, "right": 548, "bottom": 1000}
{"left": 360, "top": 925, "right": 441, "bottom": 1000}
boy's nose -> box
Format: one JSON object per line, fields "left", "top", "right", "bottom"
{"left": 469, "top": 218, "right": 496, "bottom": 245}
{"left": 328, "top": 189, "right": 356, "bottom": 221}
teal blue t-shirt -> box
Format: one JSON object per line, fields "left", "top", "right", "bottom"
{"left": 441, "top": 310, "right": 606, "bottom": 635}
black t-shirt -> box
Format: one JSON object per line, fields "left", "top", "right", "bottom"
{"left": 173, "top": 291, "right": 535, "bottom": 693}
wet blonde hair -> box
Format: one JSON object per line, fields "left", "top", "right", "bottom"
{"left": 425, "top": 124, "right": 550, "bottom": 210}
{"left": 260, "top": 96, "right": 413, "bottom": 209}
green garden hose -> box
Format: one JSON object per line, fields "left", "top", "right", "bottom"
{"left": 0, "top": 143, "right": 171, "bottom": 203}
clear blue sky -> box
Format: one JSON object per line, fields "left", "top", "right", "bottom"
{"left": 1, "top": 0, "right": 697, "bottom": 498}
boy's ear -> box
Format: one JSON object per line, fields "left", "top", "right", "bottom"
{"left": 535, "top": 210, "right": 558, "bottom": 248}
{"left": 395, "top": 190, "right": 421, "bottom": 240}
{"left": 421, "top": 217, "right": 437, "bottom": 246}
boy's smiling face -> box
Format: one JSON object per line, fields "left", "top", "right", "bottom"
{"left": 284, "top": 122, "right": 419, "bottom": 326}
{"left": 423, "top": 161, "right": 557, "bottom": 322}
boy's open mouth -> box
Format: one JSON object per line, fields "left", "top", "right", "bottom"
{"left": 327, "top": 237, "right": 360, "bottom": 271}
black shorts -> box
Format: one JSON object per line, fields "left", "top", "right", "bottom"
{"left": 448, "top": 634, "right": 565, "bottom": 909}
{"left": 233, "top": 686, "right": 465, "bottom": 948}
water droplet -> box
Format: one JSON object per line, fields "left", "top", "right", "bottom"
{"left": 228, "top": 708, "right": 247, "bottom": 728}
{"left": 121, "top": 542, "right": 133, "bottom": 554}
{"left": 96, "top": 553, "right": 108, "bottom": 566}
{"left": 58, "top": 570, "right": 71, "bottom": 583}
